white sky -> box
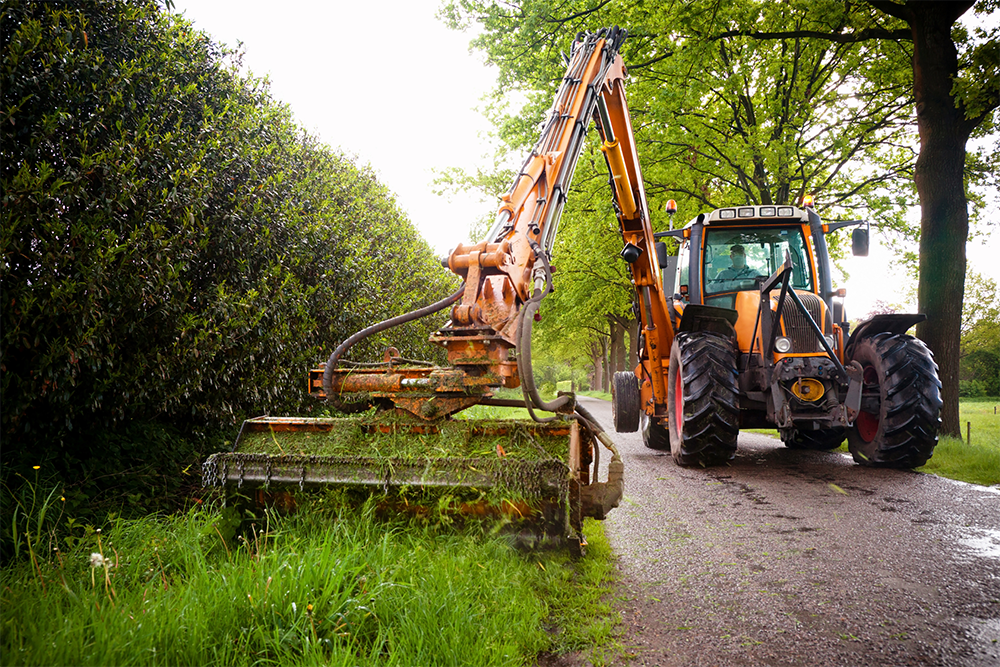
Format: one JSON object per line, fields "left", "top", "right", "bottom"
{"left": 171, "top": 0, "right": 998, "bottom": 319}
{"left": 171, "top": 0, "right": 496, "bottom": 256}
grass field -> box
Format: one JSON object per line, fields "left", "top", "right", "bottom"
{"left": 0, "top": 497, "right": 620, "bottom": 667}
{"left": 918, "top": 398, "right": 1000, "bottom": 486}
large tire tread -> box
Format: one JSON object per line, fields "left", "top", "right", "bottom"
{"left": 668, "top": 332, "right": 739, "bottom": 466}
{"left": 847, "top": 333, "right": 942, "bottom": 468}
{"left": 612, "top": 371, "right": 641, "bottom": 433}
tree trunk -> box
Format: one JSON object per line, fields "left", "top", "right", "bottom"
{"left": 628, "top": 317, "right": 640, "bottom": 370}
{"left": 609, "top": 320, "right": 627, "bottom": 379}
{"left": 591, "top": 338, "right": 606, "bottom": 392}
{"left": 602, "top": 337, "right": 611, "bottom": 392}
{"left": 905, "top": 1, "right": 976, "bottom": 437}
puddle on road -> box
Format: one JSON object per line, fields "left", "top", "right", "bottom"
{"left": 969, "top": 617, "right": 1000, "bottom": 660}
{"left": 936, "top": 476, "right": 1000, "bottom": 495}
{"left": 956, "top": 527, "right": 1000, "bottom": 560}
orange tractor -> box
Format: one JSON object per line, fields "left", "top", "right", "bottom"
{"left": 615, "top": 203, "right": 942, "bottom": 469}
{"left": 203, "top": 27, "right": 942, "bottom": 549}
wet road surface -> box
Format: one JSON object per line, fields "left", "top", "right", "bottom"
{"left": 579, "top": 396, "right": 1000, "bottom": 667}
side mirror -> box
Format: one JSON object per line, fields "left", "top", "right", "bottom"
{"left": 852, "top": 227, "right": 869, "bottom": 256}
{"left": 661, "top": 254, "right": 678, "bottom": 296}
{"left": 655, "top": 241, "right": 669, "bottom": 268}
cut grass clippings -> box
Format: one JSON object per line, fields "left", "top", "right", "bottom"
{"left": 0, "top": 496, "right": 620, "bottom": 667}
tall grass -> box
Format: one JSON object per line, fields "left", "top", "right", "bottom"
{"left": 1, "top": 495, "right": 618, "bottom": 666}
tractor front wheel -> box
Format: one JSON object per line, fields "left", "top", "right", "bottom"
{"left": 846, "top": 333, "right": 942, "bottom": 468}
{"left": 667, "top": 332, "right": 739, "bottom": 466}
{"left": 612, "top": 371, "right": 641, "bottom": 433}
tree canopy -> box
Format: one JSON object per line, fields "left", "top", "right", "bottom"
{"left": 441, "top": 0, "right": 919, "bottom": 383}
{"left": 443, "top": 0, "right": 922, "bottom": 217}
{"left": 961, "top": 271, "right": 1000, "bottom": 397}
{"left": 442, "top": 0, "right": 999, "bottom": 424}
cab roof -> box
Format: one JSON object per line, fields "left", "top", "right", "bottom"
{"left": 657, "top": 205, "right": 811, "bottom": 238}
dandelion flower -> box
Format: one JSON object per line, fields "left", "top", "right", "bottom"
{"left": 32, "top": 465, "right": 40, "bottom": 470}
{"left": 90, "top": 553, "right": 106, "bottom": 568}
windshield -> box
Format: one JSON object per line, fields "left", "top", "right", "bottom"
{"left": 704, "top": 226, "right": 813, "bottom": 295}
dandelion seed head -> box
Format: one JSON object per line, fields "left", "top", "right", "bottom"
{"left": 90, "top": 553, "right": 105, "bottom": 568}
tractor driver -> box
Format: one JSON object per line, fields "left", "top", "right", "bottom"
{"left": 713, "top": 245, "right": 757, "bottom": 291}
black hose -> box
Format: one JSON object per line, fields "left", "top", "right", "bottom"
{"left": 322, "top": 284, "right": 466, "bottom": 413}
{"left": 574, "top": 403, "right": 607, "bottom": 440}
{"left": 575, "top": 401, "right": 622, "bottom": 469}
{"left": 515, "top": 241, "right": 575, "bottom": 422}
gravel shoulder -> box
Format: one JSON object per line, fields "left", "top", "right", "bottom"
{"left": 579, "top": 396, "right": 1000, "bottom": 667}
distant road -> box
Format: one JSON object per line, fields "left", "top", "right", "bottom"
{"left": 580, "top": 396, "right": 1000, "bottom": 667}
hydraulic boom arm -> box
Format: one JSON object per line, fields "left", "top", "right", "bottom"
{"left": 440, "top": 27, "right": 674, "bottom": 411}
{"left": 319, "top": 27, "right": 673, "bottom": 422}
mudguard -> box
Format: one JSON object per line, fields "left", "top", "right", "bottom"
{"left": 844, "top": 313, "right": 927, "bottom": 359}
{"left": 677, "top": 304, "right": 738, "bottom": 337}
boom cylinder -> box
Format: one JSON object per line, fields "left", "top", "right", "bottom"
{"left": 601, "top": 137, "right": 638, "bottom": 219}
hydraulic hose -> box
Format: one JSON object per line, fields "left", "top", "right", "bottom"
{"left": 515, "top": 241, "right": 575, "bottom": 422}
{"left": 574, "top": 403, "right": 621, "bottom": 461}
{"left": 322, "top": 284, "right": 466, "bottom": 413}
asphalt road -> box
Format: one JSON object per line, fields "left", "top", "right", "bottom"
{"left": 579, "top": 396, "right": 1000, "bottom": 667}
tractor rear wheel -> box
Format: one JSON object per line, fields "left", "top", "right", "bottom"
{"left": 780, "top": 427, "right": 846, "bottom": 451}
{"left": 846, "top": 333, "right": 942, "bottom": 468}
{"left": 612, "top": 371, "right": 641, "bottom": 433}
{"left": 641, "top": 412, "right": 670, "bottom": 451}
{"left": 667, "top": 332, "right": 739, "bottom": 466}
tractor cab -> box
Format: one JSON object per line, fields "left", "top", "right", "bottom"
{"left": 660, "top": 206, "right": 824, "bottom": 306}
{"left": 646, "top": 202, "right": 937, "bottom": 467}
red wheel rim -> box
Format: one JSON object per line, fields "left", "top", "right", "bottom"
{"left": 674, "top": 365, "right": 684, "bottom": 439}
{"left": 856, "top": 365, "right": 880, "bottom": 443}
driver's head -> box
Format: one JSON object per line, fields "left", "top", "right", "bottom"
{"left": 730, "top": 245, "right": 746, "bottom": 270}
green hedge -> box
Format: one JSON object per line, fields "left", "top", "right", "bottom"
{"left": 1, "top": 2, "right": 456, "bottom": 486}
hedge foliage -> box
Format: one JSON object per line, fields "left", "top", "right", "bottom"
{"left": 1, "top": 1, "right": 457, "bottom": 481}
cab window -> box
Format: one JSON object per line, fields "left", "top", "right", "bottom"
{"left": 703, "top": 226, "right": 813, "bottom": 296}
{"left": 676, "top": 240, "right": 690, "bottom": 301}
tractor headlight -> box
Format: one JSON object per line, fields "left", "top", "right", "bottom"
{"left": 823, "top": 334, "right": 836, "bottom": 351}
{"left": 775, "top": 336, "right": 792, "bottom": 353}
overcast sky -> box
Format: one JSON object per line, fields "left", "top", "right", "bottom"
{"left": 171, "top": 0, "right": 496, "bottom": 255}
{"left": 171, "top": 1, "right": 998, "bottom": 318}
